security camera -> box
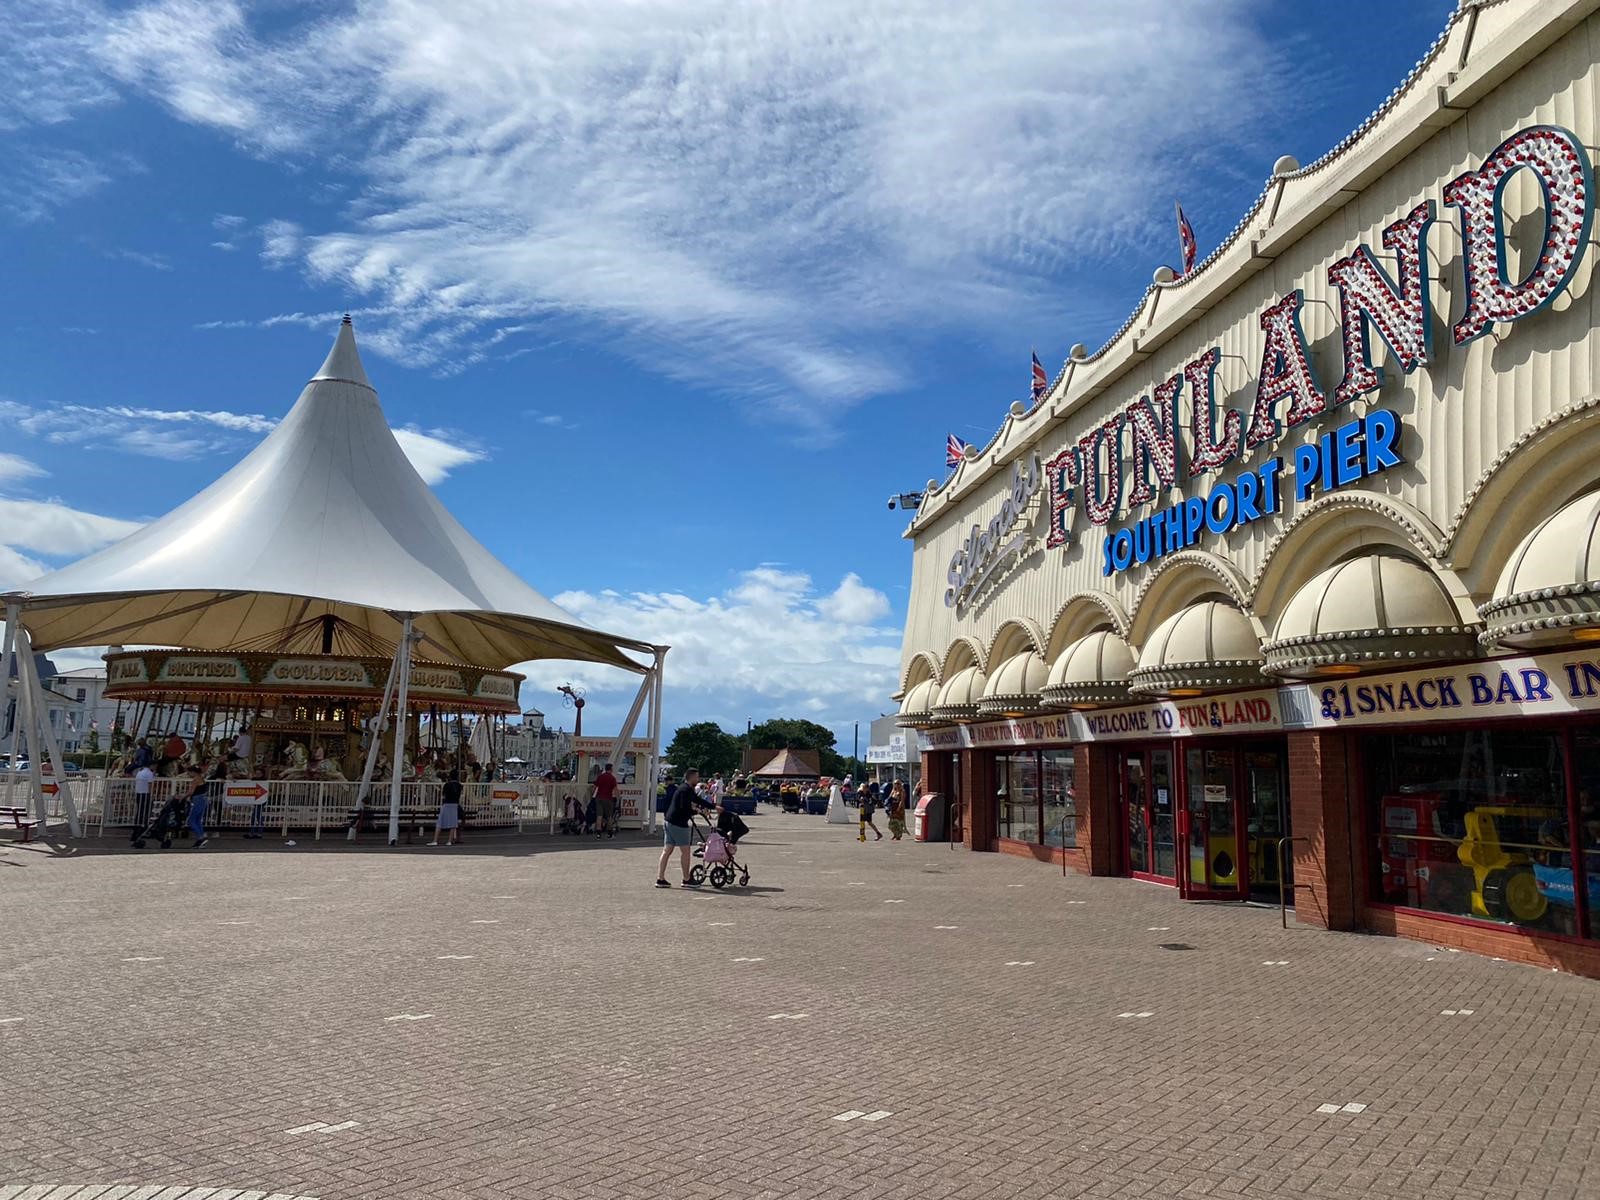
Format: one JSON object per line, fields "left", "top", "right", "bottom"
{"left": 887, "top": 496, "right": 898, "bottom": 510}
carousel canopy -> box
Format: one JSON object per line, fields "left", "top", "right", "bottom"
{"left": 8, "top": 320, "right": 658, "bottom": 673}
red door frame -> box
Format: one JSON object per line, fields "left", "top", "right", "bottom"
{"left": 1118, "top": 742, "right": 1179, "bottom": 886}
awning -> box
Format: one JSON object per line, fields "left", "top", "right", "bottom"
{"left": 977, "top": 649, "right": 1048, "bottom": 718}
{"left": 1481, "top": 488, "right": 1600, "bottom": 649}
{"left": 1041, "top": 629, "right": 1136, "bottom": 708}
{"left": 1264, "top": 553, "right": 1476, "bottom": 677}
{"left": 930, "top": 664, "right": 986, "bottom": 724}
{"left": 895, "top": 678, "right": 940, "bottom": 728}
{"left": 1128, "top": 600, "right": 1263, "bottom": 697}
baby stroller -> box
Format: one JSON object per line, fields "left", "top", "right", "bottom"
{"left": 558, "top": 795, "right": 585, "bottom": 835}
{"left": 689, "top": 809, "right": 751, "bottom": 889}
{"left": 132, "top": 793, "right": 190, "bottom": 849}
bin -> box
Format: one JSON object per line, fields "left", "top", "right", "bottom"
{"left": 914, "top": 792, "right": 946, "bottom": 842}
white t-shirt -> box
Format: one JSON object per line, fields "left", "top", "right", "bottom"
{"left": 233, "top": 731, "right": 253, "bottom": 760}
{"left": 134, "top": 766, "right": 156, "bottom": 795}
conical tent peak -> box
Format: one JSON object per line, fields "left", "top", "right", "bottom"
{"left": 312, "top": 317, "right": 373, "bottom": 391}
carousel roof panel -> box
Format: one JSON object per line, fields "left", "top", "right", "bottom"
{"left": 11, "top": 321, "right": 657, "bottom": 672}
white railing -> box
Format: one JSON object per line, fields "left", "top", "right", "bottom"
{"left": 70, "top": 777, "right": 553, "bottom": 840}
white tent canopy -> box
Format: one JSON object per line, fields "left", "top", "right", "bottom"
{"left": 8, "top": 319, "right": 655, "bottom": 672}
{"left": 0, "top": 320, "right": 667, "bottom": 841}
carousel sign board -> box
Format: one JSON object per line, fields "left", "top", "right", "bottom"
{"left": 157, "top": 656, "right": 247, "bottom": 685}
{"left": 267, "top": 658, "right": 371, "bottom": 689}
{"left": 572, "top": 736, "right": 657, "bottom": 757}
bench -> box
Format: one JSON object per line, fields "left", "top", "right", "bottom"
{"left": 347, "top": 806, "right": 465, "bottom": 844}
{"left": 1, "top": 806, "right": 38, "bottom": 843}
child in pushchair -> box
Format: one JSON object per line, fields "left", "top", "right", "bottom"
{"left": 689, "top": 808, "right": 751, "bottom": 889}
{"left": 132, "top": 792, "right": 190, "bottom": 849}
{"left": 558, "top": 794, "right": 586, "bottom": 835}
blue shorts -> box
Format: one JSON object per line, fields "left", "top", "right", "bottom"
{"left": 663, "top": 823, "right": 692, "bottom": 847}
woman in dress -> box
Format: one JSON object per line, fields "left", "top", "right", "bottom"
{"left": 430, "top": 769, "right": 464, "bottom": 846}
{"left": 886, "top": 780, "right": 909, "bottom": 841}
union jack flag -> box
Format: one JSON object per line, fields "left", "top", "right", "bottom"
{"left": 946, "top": 433, "right": 969, "bottom": 468}
{"left": 1176, "top": 201, "right": 1197, "bottom": 276}
{"left": 1031, "top": 351, "right": 1048, "bottom": 403}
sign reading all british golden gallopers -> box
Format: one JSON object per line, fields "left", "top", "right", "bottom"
{"left": 103, "top": 649, "right": 523, "bottom": 713}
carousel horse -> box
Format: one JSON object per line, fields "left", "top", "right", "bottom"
{"left": 277, "top": 740, "right": 311, "bottom": 780}
{"left": 309, "top": 745, "right": 348, "bottom": 781}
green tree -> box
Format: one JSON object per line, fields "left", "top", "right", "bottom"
{"left": 86, "top": 727, "right": 100, "bottom": 754}
{"left": 664, "top": 721, "right": 741, "bottom": 778}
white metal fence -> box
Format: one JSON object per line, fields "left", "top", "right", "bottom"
{"left": 19, "top": 775, "right": 564, "bottom": 840}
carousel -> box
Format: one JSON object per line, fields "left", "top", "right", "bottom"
{"left": 1, "top": 318, "right": 668, "bottom": 843}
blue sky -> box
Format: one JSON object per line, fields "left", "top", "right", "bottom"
{"left": 0, "top": 0, "right": 1455, "bottom": 747}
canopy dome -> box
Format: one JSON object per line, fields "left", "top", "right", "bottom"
{"left": 896, "top": 677, "right": 940, "bottom": 728}
{"left": 1129, "top": 600, "right": 1264, "bottom": 697}
{"left": 1265, "top": 553, "right": 1475, "bottom": 677}
{"left": 977, "top": 649, "right": 1047, "bottom": 718}
{"left": 1042, "top": 630, "right": 1136, "bottom": 708}
{"left": 1481, "top": 487, "right": 1600, "bottom": 648}
{"left": 9, "top": 320, "right": 656, "bottom": 673}
{"left": 931, "top": 664, "right": 986, "bottom": 723}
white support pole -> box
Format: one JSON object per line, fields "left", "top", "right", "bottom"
{"left": 350, "top": 633, "right": 405, "bottom": 841}
{"left": 0, "top": 602, "right": 17, "bottom": 813}
{"left": 16, "top": 627, "right": 82, "bottom": 837}
{"left": 387, "top": 615, "right": 416, "bottom": 846}
{"left": 643, "top": 649, "right": 662, "bottom": 838}
{"left": 605, "top": 664, "right": 655, "bottom": 830}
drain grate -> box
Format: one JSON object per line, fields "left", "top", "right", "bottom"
{"left": 1158, "top": 942, "right": 1196, "bottom": 951}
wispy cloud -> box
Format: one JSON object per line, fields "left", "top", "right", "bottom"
{"left": 0, "top": 453, "right": 48, "bottom": 485}
{"left": 2, "top": 396, "right": 487, "bottom": 483}
{"left": 0, "top": 147, "right": 113, "bottom": 222}
{"left": 105, "top": 246, "right": 172, "bottom": 271}
{"left": 392, "top": 427, "right": 488, "bottom": 485}
{"left": 31, "top": 0, "right": 1290, "bottom": 424}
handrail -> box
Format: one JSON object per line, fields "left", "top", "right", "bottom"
{"left": 1276, "top": 835, "right": 1308, "bottom": 929}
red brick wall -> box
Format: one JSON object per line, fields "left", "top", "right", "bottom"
{"left": 1287, "top": 729, "right": 1359, "bottom": 931}
{"left": 1365, "top": 906, "right": 1600, "bottom": 976}
{"left": 1075, "top": 743, "right": 1121, "bottom": 876}
{"left": 997, "top": 836, "right": 1089, "bottom": 873}
{"left": 961, "top": 750, "right": 997, "bottom": 851}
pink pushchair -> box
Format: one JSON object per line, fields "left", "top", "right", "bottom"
{"left": 689, "top": 812, "right": 751, "bottom": 889}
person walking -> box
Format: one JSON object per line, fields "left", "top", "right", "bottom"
{"left": 886, "top": 779, "right": 909, "bottom": 841}
{"left": 130, "top": 763, "right": 156, "bottom": 841}
{"left": 858, "top": 782, "right": 883, "bottom": 842}
{"left": 657, "top": 767, "right": 708, "bottom": 888}
{"left": 593, "top": 762, "right": 620, "bottom": 838}
{"left": 185, "top": 768, "right": 211, "bottom": 848}
{"left": 430, "top": 770, "right": 464, "bottom": 846}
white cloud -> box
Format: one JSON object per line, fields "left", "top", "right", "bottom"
{"left": 0, "top": 147, "right": 113, "bottom": 222}
{"left": 512, "top": 567, "right": 902, "bottom": 740}
{"left": 41, "top": 0, "right": 1289, "bottom": 421}
{"left": 2, "top": 400, "right": 278, "bottom": 459}
{"left": 0, "top": 497, "right": 142, "bottom": 557}
{"left": 392, "top": 427, "right": 488, "bottom": 485}
{"left": 817, "top": 572, "right": 891, "bottom": 625}
{"left": 0, "top": 544, "right": 46, "bottom": 591}
{"left": 0, "top": 0, "right": 117, "bottom": 132}
{"left": 105, "top": 247, "right": 172, "bottom": 271}
{"left": 0, "top": 453, "right": 47, "bottom": 485}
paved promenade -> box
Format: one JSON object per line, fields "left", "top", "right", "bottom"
{"left": 3, "top": 812, "right": 1598, "bottom": 1199}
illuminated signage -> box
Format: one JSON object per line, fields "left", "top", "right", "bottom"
{"left": 945, "top": 455, "right": 1042, "bottom": 609}
{"left": 1037, "top": 125, "right": 1592, "bottom": 571}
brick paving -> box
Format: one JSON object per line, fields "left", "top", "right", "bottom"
{"left": 2, "top": 812, "right": 1598, "bottom": 1199}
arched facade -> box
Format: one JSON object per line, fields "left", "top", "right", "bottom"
{"left": 893, "top": 0, "right": 1600, "bottom": 978}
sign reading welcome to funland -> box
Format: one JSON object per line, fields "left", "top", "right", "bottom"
{"left": 1026, "top": 125, "right": 1593, "bottom": 576}
{"left": 918, "top": 689, "right": 1283, "bottom": 751}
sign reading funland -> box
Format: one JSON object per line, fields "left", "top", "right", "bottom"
{"left": 1020, "top": 125, "right": 1593, "bottom": 576}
